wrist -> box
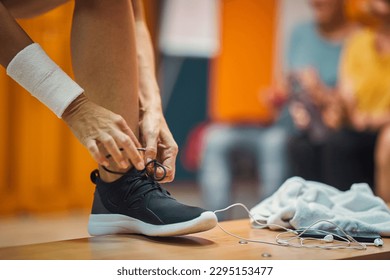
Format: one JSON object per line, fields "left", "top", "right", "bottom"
{"left": 7, "top": 43, "right": 84, "bottom": 118}
{"left": 62, "top": 93, "right": 88, "bottom": 123}
{"left": 138, "top": 77, "right": 162, "bottom": 112}
{"left": 140, "top": 98, "right": 163, "bottom": 114}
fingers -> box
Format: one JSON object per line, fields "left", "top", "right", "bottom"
{"left": 111, "top": 131, "right": 145, "bottom": 170}
{"left": 158, "top": 141, "right": 179, "bottom": 183}
{"left": 116, "top": 116, "right": 142, "bottom": 148}
{"left": 85, "top": 139, "right": 109, "bottom": 167}
{"left": 144, "top": 137, "right": 158, "bottom": 178}
{"left": 64, "top": 98, "right": 146, "bottom": 170}
{"left": 155, "top": 121, "right": 178, "bottom": 182}
{"left": 290, "top": 102, "right": 310, "bottom": 129}
{"left": 143, "top": 127, "right": 158, "bottom": 163}
{"left": 99, "top": 133, "right": 129, "bottom": 169}
{"left": 87, "top": 121, "right": 145, "bottom": 170}
{"left": 114, "top": 116, "right": 145, "bottom": 170}
{"left": 160, "top": 160, "right": 176, "bottom": 183}
{"left": 139, "top": 116, "right": 159, "bottom": 175}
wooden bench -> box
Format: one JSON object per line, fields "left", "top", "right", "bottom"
{"left": 0, "top": 219, "right": 388, "bottom": 260}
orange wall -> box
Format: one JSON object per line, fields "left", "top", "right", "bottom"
{"left": 209, "top": 0, "right": 277, "bottom": 124}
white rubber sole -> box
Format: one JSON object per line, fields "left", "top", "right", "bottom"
{"left": 88, "top": 211, "right": 218, "bottom": 237}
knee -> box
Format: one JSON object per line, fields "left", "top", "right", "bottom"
{"left": 203, "top": 125, "right": 232, "bottom": 151}
{"left": 259, "top": 130, "right": 288, "bottom": 162}
{"left": 262, "top": 127, "right": 288, "bottom": 148}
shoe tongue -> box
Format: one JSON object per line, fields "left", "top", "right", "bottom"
{"left": 126, "top": 168, "right": 143, "bottom": 177}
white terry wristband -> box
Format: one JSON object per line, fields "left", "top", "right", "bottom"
{"left": 6, "top": 43, "right": 84, "bottom": 118}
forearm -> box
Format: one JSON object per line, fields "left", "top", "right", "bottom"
{"left": 367, "top": 113, "right": 390, "bottom": 130}
{"left": 1, "top": 2, "right": 83, "bottom": 118}
{"left": 136, "top": 22, "right": 161, "bottom": 110}
{"left": 0, "top": 1, "right": 33, "bottom": 67}
{"left": 132, "top": 0, "right": 162, "bottom": 113}
{"left": 132, "top": 1, "right": 177, "bottom": 174}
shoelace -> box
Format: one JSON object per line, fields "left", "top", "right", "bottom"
{"left": 89, "top": 149, "right": 170, "bottom": 203}
{"left": 101, "top": 150, "right": 170, "bottom": 199}
{"left": 103, "top": 148, "right": 167, "bottom": 182}
{"left": 123, "top": 172, "right": 171, "bottom": 202}
{"left": 90, "top": 160, "right": 171, "bottom": 206}
{"left": 103, "top": 160, "right": 167, "bottom": 182}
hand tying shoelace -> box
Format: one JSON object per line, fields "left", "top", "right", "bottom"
{"left": 102, "top": 147, "right": 167, "bottom": 181}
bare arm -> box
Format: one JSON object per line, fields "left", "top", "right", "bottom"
{"left": 132, "top": 0, "right": 161, "bottom": 111}
{"left": 132, "top": 0, "right": 178, "bottom": 182}
{"left": 0, "top": 1, "right": 32, "bottom": 67}
{"left": 337, "top": 63, "right": 390, "bottom": 132}
{"left": 363, "top": 112, "right": 390, "bottom": 131}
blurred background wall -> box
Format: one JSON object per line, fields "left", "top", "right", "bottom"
{"left": 0, "top": 0, "right": 369, "bottom": 215}
{"left": 0, "top": 2, "right": 95, "bottom": 214}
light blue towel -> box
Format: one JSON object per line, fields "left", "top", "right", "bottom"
{"left": 250, "top": 177, "right": 390, "bottom": 236}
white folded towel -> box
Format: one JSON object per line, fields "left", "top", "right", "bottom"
{"left": 250, "top": 177, "right": 390, "bottom": 236}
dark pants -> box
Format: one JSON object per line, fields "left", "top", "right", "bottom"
{"left": 288, "top": 129, "right": 377, "bottom": 191}
{"left": 288, "top": 133, "right": 326, "bottom": 183}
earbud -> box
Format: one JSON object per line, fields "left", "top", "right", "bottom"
{"left": 323, "top": 234, "right": 334, "bottom": 243}
{"left": 374, "top": 238, "right": 383, "bottom": 247}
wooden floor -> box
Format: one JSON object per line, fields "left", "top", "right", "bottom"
{"left": 0, "top": 211, "right": 90, "bottom": 248}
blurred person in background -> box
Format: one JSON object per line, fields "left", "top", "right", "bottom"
{"left": 198, "top": 116, "right": 289, "bottom": 220}
{"left": 281, "top": 0, "right": 358, "bottom": 185}
{"left": 335, "top": 0, "right": 390, "bottom": 201}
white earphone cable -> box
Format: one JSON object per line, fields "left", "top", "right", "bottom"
{"left": 213, "top": 203, "right": 367, "bottom": 250}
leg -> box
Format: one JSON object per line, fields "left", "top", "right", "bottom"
{"left": 375, "top": 125, "right": 390, "bottom": 202}
{"left": 257, "top": 126, "right": 290, "bottom": 199}
{"left": 71, "top": 0, "right": 139, "bottom": 182}
{"left": 198, "top": 124, "right": 235, "bottom": 219}
{"left": 323, "top": 129, "right": 376, "bottom": 191}
{"left": 72, "top": 1, "right": 217, "bottom": 237}
{"left": 288, "top": 132, "right": 322, "bottom": 181}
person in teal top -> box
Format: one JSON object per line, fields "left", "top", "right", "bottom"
{"left": 287, "top": 21, "right": 343, "bottom": 88}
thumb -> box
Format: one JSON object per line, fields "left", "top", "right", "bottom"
{"left": 144, "top": 131, "right": 158, "bottom": 163}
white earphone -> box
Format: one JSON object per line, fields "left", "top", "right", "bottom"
{"left": 374, "top": 238, "right": 384, "bottom": 247}
{"left": 323, "top": 234, "right": 334, "bottom": 243}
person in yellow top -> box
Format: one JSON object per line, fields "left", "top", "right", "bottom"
{"left": 338, "top": 0, "right": 390, "bottom": 202}
{"left": 342, "top": 31, "right": 390, "bottom": 115}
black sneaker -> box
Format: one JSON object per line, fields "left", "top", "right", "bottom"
{"left": 88, "top": 168, "right": 217, "bottom": 237}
